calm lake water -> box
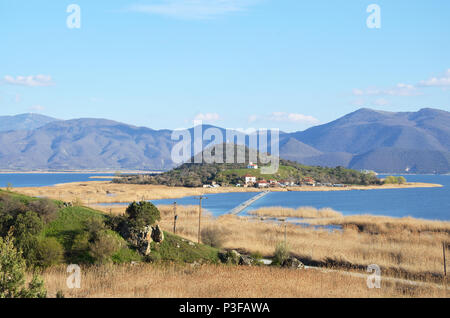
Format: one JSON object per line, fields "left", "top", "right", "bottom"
{"left": 0, "top": 173, "right": 114, "bottom": 187}
{"left": 152, "top": 175, "right": 450, "bottom": 221}
{"left": 1, "top": 173, "right": 449, "bottom": 221}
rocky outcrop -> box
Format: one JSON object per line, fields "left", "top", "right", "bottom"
{"left": 239, "top": 255, "right": 254, "bottom": 266}
{"left": 122, "top": 224, "right": 165, "bottom": 256}
{"left": 151, "top": 225, "right": 164, "bottom": 243}
{"left": 219, "top": 250, "right": 257, "bottom": 266}
{"left": 219, "top": 250, "right": 241, "bottom": 265}
{"left": 281, "top": 257, "right": 304, "bottom": 269}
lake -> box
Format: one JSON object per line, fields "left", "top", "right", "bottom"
{"left": 1, "top": 173, "right": 449, "bottom": 221}
{"left": 152, "top": 175, "right": 450, "bottom": 221}
{"left": 0, "top": 173, "right": 114, "bottom": 187}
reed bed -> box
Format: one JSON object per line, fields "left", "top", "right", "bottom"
{"left": 41, "top": 264, "right": 445, "bottom": 298}
{"left": 248, "top": 206, "right": 343, "bottom": 219}
{"left": 5, "top": 180, "right": 441, "bottom": 205}
{"left": 151, "top": 206, "right": 450, "bottom": 283}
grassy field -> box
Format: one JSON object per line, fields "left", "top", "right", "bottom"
{"left": 94, "top": 204, "right": 450, "bottom": 284}
{"left": 2, "top": 188, "right": 449, "bottom": 298}
{"left": 4, "top": 180, "right": 442, "bottom": 204}
{"left": 248, "top": 206, "right": 343, "bottom": 218}
{"left": 41, "top": 263, "right": 446, "bottom": 298}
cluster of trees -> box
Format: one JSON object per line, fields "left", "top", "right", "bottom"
{"left": 108, "top": 201, "right": 161, "bottom": 243}
{"left": 384, "top": 176, "right": 407, "bottom": 184}
{"left": 114, "top": 160, "right": 381, "bottom": 187}
{"left": 0, "top": 194, "right": 63, "bottom": 269}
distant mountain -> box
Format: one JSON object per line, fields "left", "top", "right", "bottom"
{"left": 0, "top": 113, "right": 59, "bottom": 132}
{"left": 280, "top": 108, "right": 450, "bottom": 173}
{"left": 0, "top": 108, "right": 449, "bottom": 173}
{"left": 0, "top": 118, "right": 176, "bottom": 171}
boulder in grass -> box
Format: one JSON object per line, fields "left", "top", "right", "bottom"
{"left": 219, "top": 250, "right": 241, "bottom": 264}
{"left": 151, "top": 225, "right": 164, "bottom": 243}
{"left": 281, "top": 257, "right": 304, "bottom": 269}
{"left": 239, "top": 255, "right": 254, "bottom": 266}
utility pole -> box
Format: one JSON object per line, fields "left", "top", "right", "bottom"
{"left": 173, "top": 202, "right": 178, "bottom": 234}
{"left": 284, "top": 221, "right": 287, "bottom": 248}
{"left": 444, "top": 242, "right": 448, "bottom": 296}
{"left": 197, "top": 195, "right": 207, "bottom": 244}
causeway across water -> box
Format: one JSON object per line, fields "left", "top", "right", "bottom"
{"left": 229, "top": 191, "right": 270, "bottom": 215}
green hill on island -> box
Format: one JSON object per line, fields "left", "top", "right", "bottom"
{"left": 114, "top": 144, "right": 381, "bottom": 187}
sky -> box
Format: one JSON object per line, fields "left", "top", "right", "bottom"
{"left": 0, "top": 0, "right": 449, "bottom": 132}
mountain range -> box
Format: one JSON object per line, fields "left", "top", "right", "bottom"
{"left": 0, "top": 108, "right": 449, "bottom": 173}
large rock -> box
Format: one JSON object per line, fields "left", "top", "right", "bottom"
{"left": 281, "top": 257, "right": 304, "bottom": 269}
{"left": 239, "top": 255, "right": 254, "bottom": 266}
{"left": 219, "top": 250, "right": 241, "bottom": 265}
{"left": 136, "top": 226, "right": 153, "bottom": 256}
{"left": 151, "top": 225, "right": 164, "bottom": 243}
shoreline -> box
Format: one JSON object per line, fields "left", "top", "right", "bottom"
{"left": 0, "top": 170, "right": 156, "bottom": 174}
{"left": 2, "top": 180, "right": 443, "bottom": 204}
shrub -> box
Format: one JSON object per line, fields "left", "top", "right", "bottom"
{"left": 201, "top": 226, "right": 229, "bottom": 248}
{"left": 83, "top": 217, "right": 106, "bottom": 242}
{"left": 0, "top": 234, "right": 46, "bottom": 298}
{"left": 397, "top": 176, "right": 407, "bottom": 184}
{"left": 125, "top": 201, "right": 161, "bottom": 229}
{"left": 272, "top": 242, "right": 290, "bottom": 266}
{"left": 13, "top": 211, "right": 43, "bottom": 238}
{"left": 89, "top": 232, "right": 122, "bottom": 264}
{"left": 35, "top": 237, "right": 64, "bottom": 268}
{"left": 29, "top": 199, "right": 58, "bottom": 224}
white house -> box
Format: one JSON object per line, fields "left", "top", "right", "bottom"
{"left": 244, "top": 174, "right": 257, "bottom": 184}
{"left": 257, "top": 180, "right": 269, "bottom": 188}
{"left": 247, "top": 162, "right": 258, "bottom": 169}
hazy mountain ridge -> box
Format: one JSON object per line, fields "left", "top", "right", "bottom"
{"left": 0, "top": 113, "right": 59, "bottom": 132}
{"left": 0, "top": 108, "right": 449, "bottom": 173}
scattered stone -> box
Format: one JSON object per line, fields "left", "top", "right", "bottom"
{"left": 281, "top": 257, "right": 304, "bottom": 269}
{"left": 239, "top": 255, "right": 254, "bottom": 266}
{"left": 218, "top": 250, "right": 242, "bottom": 265}
{"left": 188, "top": 242, "right": 195, "bottom": 246}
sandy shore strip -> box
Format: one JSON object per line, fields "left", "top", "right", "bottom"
{"left": 2, "top": 180, "right": 443, "bottom": 204}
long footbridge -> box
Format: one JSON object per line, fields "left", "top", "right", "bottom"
{"left": 228, "top": 191, "right": 270, "bottom": 215}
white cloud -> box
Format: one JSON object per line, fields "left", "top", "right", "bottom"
{"left": 353, "top": 83, "right": 421, "bottom": 97}
{"left": 4, "top": 75, "right": 54, "bottom": 87}
{"left": 128, "top": 0, "right": 261, "bottom": 19}
{"left": 418, "top": 69, "right": 450, "bottom": 88}
{"left": 194, "top": 112, "right": 221, "bottom": 122}
{"left": 353, "top": 68, "right": 450, "bottom": 97}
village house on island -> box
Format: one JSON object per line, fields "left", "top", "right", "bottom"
{"left": 244, "top": 174, "right": 257, "bottom": 185}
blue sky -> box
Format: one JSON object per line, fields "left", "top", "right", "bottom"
{"left": 1, "top": 0, "right": 449, "bottom": 131}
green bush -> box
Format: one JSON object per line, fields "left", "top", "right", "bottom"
{"left": 0, "top": 234, "right": 46, "bottom": 298}
{"left": 272, "top": 242, "right": 290, "bottom": 266}
{"left": 35, "top": 237, "right": 64, "bottom": 268}
{"left": 125, "top": 201, "right": 161, "bottom": 229}
{"left": 89, "top": 232, "right": 122, "bottom": 264}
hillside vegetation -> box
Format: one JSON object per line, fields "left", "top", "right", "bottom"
{"left": 114, "top": 145, "right": 380, "bottom": 187}
{"left": 0, "top": 190, "right": 219, "bottom": 269}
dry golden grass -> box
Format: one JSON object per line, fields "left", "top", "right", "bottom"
{"left": 249, "top": 206, "right": 343, "bottom": 219}
{"left": 137, "top": 205, "right": 450, "bottom": 283}
{"left": 4, "top": 180, "right": 442, "bottom": 204}
{"left": 41, "top": 263, "right": 446, "bottom": 298}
